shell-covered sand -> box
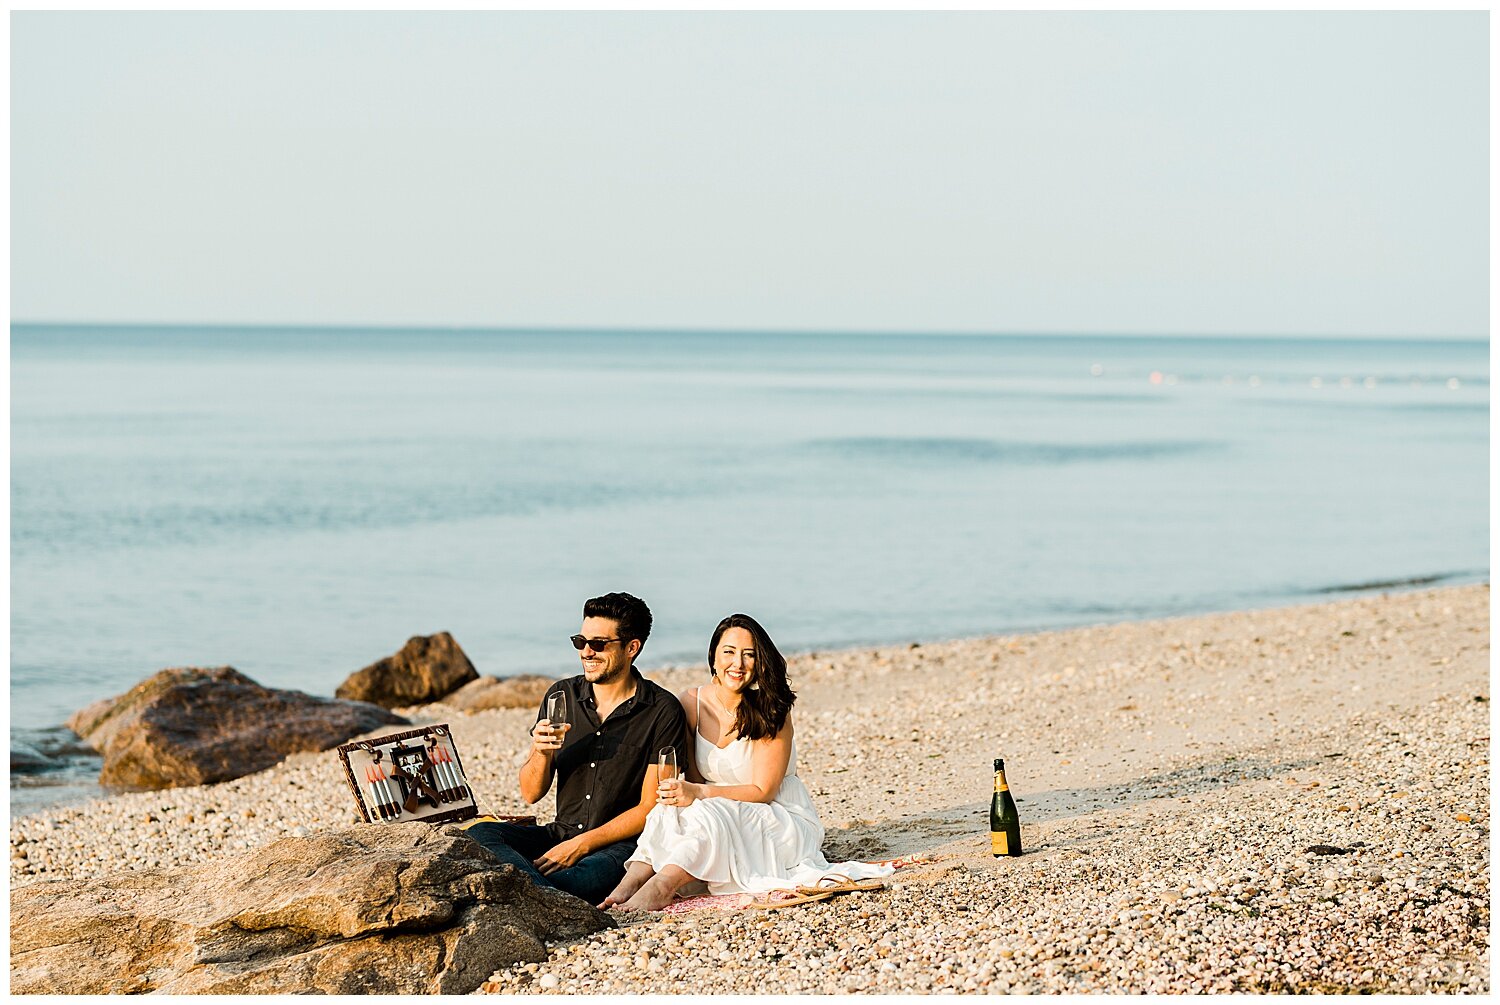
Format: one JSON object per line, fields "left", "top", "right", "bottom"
{"left": 11, "top": 584, "right": 1490, "bottom": 993}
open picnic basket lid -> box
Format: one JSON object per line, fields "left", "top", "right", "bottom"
{"left": 337, "top": 723, "right": 478, "bottom": 827}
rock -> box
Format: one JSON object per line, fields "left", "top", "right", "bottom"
{"left": 10, "top": 822, "right": 610, "bottom": 994}
{"left": 64, "top": 696, "right": 130, "bottom": 752}
{"left": 11, "top": 743, "right": 50, "bottom": 773}
{"left": 1305, "top": 844, "right": 1353, "bottom": 856}
{"left": 66, "top": 666, "right": 406, "bottom": 790}
{"left": 336, "top": 633, "right": 479, "bottom": 709}
{"left": 439, "top": 674, "right": 553, "bottom": 712}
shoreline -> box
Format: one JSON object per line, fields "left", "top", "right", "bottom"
{"left": 10, "top": 573, "right": 1488, "bottom": 821}
{"left": 10, "top": 584, "right": 1490, "bottom": 993}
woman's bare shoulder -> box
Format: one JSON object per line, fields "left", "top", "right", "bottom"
{"left": 676, "top": 685, "right": 701, "bottom": 724}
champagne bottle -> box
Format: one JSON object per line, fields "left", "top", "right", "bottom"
{"left": 990, "top": 758, "right": 1022, "bottom": 857}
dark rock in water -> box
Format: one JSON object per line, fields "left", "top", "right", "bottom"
{"left": 439, "top": 674, "right": 553, "bottom": 712}
{"left": 11, "top": 742, "right": 51, "bottom": 773}
{"left": 335, "top": 632, "right": 479, "bottom": 709}
{"left": 9, "top": 822, "right": 611, "bottom": 994}
{"left": 10, "top": 727, "right": 107, "bottom": 815}
{"left": 65, "top": 666, "right": 407, "bottom": 790}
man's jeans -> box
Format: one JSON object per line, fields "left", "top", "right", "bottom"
{"left": 462, "top": 820, "right": 635, "bottom": 905}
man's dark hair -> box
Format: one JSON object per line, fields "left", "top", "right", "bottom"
{"left": 583, "top": 592, "right": 653, "bottom": 648}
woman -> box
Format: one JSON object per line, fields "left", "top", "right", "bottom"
{"left": 601, "top": 613, "right": 893, "bottom": 911}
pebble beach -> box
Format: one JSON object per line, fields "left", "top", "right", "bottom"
{"left": 10, "top": 584, "right": 1490, "bottom": 994}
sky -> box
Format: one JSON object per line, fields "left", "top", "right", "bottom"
{"left": 9, "top": 11, "right": 1490, "bottom": 337}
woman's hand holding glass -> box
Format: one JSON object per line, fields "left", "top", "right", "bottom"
{"left": 657, "top": 746, "right": 698, "bottom": 807}
{"left": 656, "top": 776, "right": 700, "bottom": 806}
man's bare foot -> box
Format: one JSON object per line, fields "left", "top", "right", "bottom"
{"left": 598, "top": 862, "right": 656, "bottom": 909}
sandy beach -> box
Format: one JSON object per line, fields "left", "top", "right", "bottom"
{"left": 10, "top": 584, "right": 1489, "bottom": 993}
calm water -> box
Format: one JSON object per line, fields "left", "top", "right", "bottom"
{"left": 10, "top": 326, "right": 1489, "bottom": 812}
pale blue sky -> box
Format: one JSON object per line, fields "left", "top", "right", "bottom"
{"left": 10, "top": 11, "right": 1489, "bottom": 336}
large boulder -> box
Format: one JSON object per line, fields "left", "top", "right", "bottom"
{"left": 439, "top": 674, "right": 553, "bottom": 712}
{"left": 9, "top": 822, "right": 611, "bottom": 994}
{"left": 336, "top": 632, "right": 479, "bottom": 709}
{"left": 66, "top": 666, "right": 407, "bottom": 790}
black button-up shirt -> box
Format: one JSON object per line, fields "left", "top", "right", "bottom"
{"left": 537, "top": 668, "right": 689, "bottom": 842}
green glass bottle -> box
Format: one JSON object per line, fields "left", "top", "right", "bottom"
{"left": 990, "top": 758, "right": 1022, "bottom": 857}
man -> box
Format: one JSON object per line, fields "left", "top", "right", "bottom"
{"left": 460, "top": 592, "right": 688, "bottom": 905}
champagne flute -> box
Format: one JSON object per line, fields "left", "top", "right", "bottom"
{"left": 658, "top": 746, "right": 678, "bottom": 805}
{"left": 545, "top": 692, "right": 568, "bottom": 749}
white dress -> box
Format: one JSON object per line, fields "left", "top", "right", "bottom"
{"left": 626, "top": 703, "right": 895, "bottom": 896}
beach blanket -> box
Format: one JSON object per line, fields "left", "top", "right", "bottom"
{"left": 656, "top": 852, "right": 930, "bottom": 915}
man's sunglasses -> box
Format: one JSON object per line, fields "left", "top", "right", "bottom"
{"left": 570, "top": 635, "right": 625, "bottom": 652}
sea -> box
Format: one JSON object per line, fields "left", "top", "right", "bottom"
{"left": 9, "top": 325, "right": 1490, "bottom": 815}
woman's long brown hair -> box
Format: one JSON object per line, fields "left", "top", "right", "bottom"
{"left": 708, "top": 613, "right": 795, "bottom": 742}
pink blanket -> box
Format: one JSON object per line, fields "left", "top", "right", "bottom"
{"left": 657, "top": 853, "right": 928, "bottom": 915}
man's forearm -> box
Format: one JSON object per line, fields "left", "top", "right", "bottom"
{"left": 519, "top": 750, "right": 555, "bottom": 804}
{"left": 575, "top": 803, "right": 650, "bottom": 854}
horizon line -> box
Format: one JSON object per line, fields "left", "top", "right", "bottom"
{"left": 8, "top": 320, "right": 1490, "bottom": 343}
